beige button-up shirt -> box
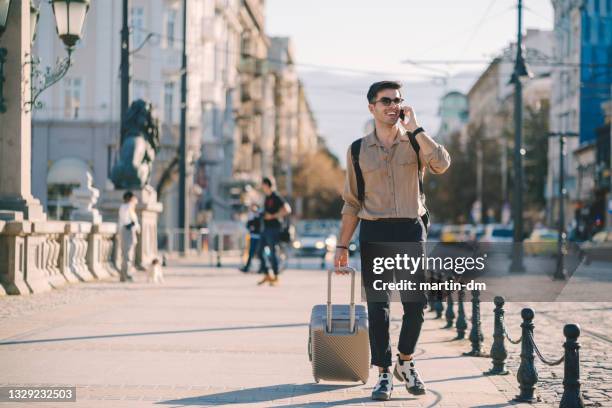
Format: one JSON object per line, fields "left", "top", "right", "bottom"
{"left": 341, "top": 128, "right": 451, "bottom": 220}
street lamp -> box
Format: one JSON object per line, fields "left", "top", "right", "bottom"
{"left": 28, "top": 0, "right": 90, "bottom": 109}
{"left": 508, "top": 0, "right": 532, "bottom": 273}
{"left": 0, "top": 0, "right": 11, "bottom": 113}
{"left": 549, "top": 131, "right": 579, "bottom": 280}
{"left": 51, "top": 0, "right": 89, "bottom": 49}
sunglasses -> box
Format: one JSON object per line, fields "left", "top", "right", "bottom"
{"left": 372, "top": 97, "right": 404, "bottom": 107}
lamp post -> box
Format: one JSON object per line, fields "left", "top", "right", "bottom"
{"left": 120, "top": 0, "right": 129, "bottom": 144}
{"left": 508, "top": 0, "right": 532, "bottom": 273}
{"left": 29, "top": 0, "right": 90, "bottom": 108}
{"left": 549, "top": 131, "right": 579, "bottom": 280}
{"left": 1, "top": 0, "right": 89, "bottom": 112}
{"left": 0, "top": 0, "right": 12, "bottom": 113}
{"left": 178, "top": 0, "right": 188, "bottom": 254}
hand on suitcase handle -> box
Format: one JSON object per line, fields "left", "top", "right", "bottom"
{"left": 335, "top": 265, "right": 355, "bottom": 275}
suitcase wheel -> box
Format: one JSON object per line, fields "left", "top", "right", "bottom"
{"left": 307, "top": 334, "right": 312, "bottom": 361}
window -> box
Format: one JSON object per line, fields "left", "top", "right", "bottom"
{"left": 164, "top": 82, "right": 175, "bottom": 125}
{"left": 130, "top": 7, "right": 145, "bottom": 48}
{"left": 63, "top": 77, "right": 82, "bottom": 119}
{"left": 166, "top": 9, "right": 177, "bottom": 48}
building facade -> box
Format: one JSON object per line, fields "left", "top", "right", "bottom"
{"left": 549, "top": 0, "right": 612, "bottom": 238}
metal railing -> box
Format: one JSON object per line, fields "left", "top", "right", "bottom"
{"left": 158, "top": 224, "right": 247, "bottom": 266}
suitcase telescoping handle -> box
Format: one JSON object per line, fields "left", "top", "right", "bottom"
{"left": 326, "top": 266, "right": 356, "bottom": 333}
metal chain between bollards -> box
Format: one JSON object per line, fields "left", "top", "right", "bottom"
{"left": 501, "top": 316, "right": 522, "bottom": 345}
{"left": 528, "top": 331, "right": 565, "bottom": 366}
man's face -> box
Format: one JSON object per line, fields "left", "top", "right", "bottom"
{"left": 368, "top": 88, "right": 402, "bottom": 126}
{"left": 262, "top": 183, "right": 271, "bottom": 195}
{"left": 131, "top": 197, "right": 139, "bottom": 207}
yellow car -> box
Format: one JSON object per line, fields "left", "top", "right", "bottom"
{"left": 525, "top": 228, "right": 558, "bottom": 256}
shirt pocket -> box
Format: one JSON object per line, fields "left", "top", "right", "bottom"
{"left": 360, "top": 160, "right": 384, "bottom": 194}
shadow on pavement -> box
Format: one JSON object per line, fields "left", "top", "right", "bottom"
{"left": 0, "top": 322, "right": 308, "bottom": 346}
{"left": 156, "top": 383, "right": 359, "bottom": 406}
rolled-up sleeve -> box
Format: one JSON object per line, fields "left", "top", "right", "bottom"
{"left": 416, "top": 133, "right": 451, "bottom": 174}
{"left": 341, "top": 146, "right": 361, "bottom": 216}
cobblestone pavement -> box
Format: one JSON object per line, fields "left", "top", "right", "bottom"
{"left": 436, "top": 258, "right": 612, "bottom": 407}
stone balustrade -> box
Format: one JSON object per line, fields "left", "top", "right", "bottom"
{"left": 0, "top": 220, "right": 120, "bottom": 295}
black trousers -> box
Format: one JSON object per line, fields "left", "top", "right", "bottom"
{"left": 359, "top": 218, "right": 427, "bottom": 368}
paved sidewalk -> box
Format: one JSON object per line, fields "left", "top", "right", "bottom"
{"left": 1, "top": 259, "right": 557, "bottom": 407}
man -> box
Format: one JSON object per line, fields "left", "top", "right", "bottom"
{"left": 118, "top": 191, "right": 140, "bottom": 282}
{"left": 240, "top": 204, "right": 265, "bottom": 273}
{"left": 334, "top": 81, "right": 450, "bottom": 401}
{"left": 258, "top": 177, "right": 291, "bottom": 286}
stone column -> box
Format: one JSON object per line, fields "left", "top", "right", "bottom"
{"left": 0, "top": 0, "right": 45, "bottom": 221}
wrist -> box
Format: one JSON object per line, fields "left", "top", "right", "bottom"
{"left": 336, "top": 245, "right": 349, "bottom": 250}
{"left": 405, "top": 123, "right": 419, "bottom": 133}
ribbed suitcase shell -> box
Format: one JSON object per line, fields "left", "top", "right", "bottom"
{"left": 309, "top": 304, "right": 369, "bottom": 383}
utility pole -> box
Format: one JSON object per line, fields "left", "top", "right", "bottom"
{"left": 178, "top": 0, "right": 188, "bottom": 254}
{"left": 549, "top": 131, "right": 579, "bottom": 280}
{"left": 477, "top": 140, "right": 483, "bottom": 222}
{"left": 120, "top": 0, "right": 130, "bottom": 144}
{"left": 509, "top": 0, "right": 530, "bottom": 273}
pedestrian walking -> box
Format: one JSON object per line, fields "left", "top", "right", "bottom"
{"left": 334, "top": 81, "right": 451, "bottom": 401}
{"left": 240, "top": 204, "right": 265, "bottom": 273}
{"left": 258, "top": 177, "right": 291, "bottom": 286}
{"left": 118, "top": 191, "right": 140, "bottom": 282}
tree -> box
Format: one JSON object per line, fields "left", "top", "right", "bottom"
{"left": 290, "top": 146, "right": 345, "bottom": 219}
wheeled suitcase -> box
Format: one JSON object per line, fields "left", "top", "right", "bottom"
{"left": 308, "top": 266, "right": 369, "bottom": 384}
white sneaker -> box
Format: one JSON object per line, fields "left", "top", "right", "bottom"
{"left": 371, "top": 371, "right": 393, "bottom": 401}
{"left": 394, "top": 355, "right": 426, "bottom": 395}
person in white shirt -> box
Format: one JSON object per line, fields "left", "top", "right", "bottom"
{"left": 118, "top": 191, "right": 140, "bottom": 282}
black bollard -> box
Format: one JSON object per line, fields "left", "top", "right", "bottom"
{"left": 444, "top": 291, "right": 455, "bottom": 328}
{"left": 560, "top": 324, "right": 584, "bottom": 408}
{"left": 426, "top": 270, "right": 436, "bottom": 312}
{"left": 484, "top": 296, "right": 508, "bottom": 375}
{"left": 455, "top": 288, "right": 467, "bottom": 340}
{"left": 463, "top": 289, "right": 486, "bottom": 356}
{"left": 514, "top": 308, "right": 539, "bottom": 403}
{"left": 433, "top": 271, "right": 444, "bottom": 318}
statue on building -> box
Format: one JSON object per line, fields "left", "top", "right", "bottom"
{"left": 111, "top": 99, "right": 160, "bottom": 189}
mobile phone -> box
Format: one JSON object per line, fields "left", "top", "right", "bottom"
{"left": 399, "top": 108, "right": 405, "bottom": 121}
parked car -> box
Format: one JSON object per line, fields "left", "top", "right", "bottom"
{"left": 479, "top": 224, "right": 514, "bottom": 243}
{"left": 580, "top": 230, "right": 612, "bottom": 264}
{"left": 292, "top": 232, "right": 336, "bottom": 258}
{"left": 525, "top": 228, "right": 558, "bottom": 256}
{"left": 441, "top": 224, "right": 472, "bottom": 243}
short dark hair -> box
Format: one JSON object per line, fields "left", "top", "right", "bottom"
{"left": 123, "top": 191, "right": 134, "bottom": 202}
{"left": 262, "top": 177, "right": 275, "bottom": 189}
{"left": 367, "top": 81, "right": 402, "bottom": 104}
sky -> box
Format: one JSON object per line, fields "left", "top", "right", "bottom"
{"left": 265, "top": 0, "right": 554, "bottom": 166}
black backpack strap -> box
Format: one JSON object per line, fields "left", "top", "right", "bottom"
{"left": 407, "top": 132, "right": 430, "bottom": 233}
{"left": 350, "top": 138, "right": 365, "bottom": 203}
{"left": 407, "top": 132, "right": 424, "bottom": 196}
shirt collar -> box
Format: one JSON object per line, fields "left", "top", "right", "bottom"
{"left": 366, "top": 127, "right": 410, "bottom": 147}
